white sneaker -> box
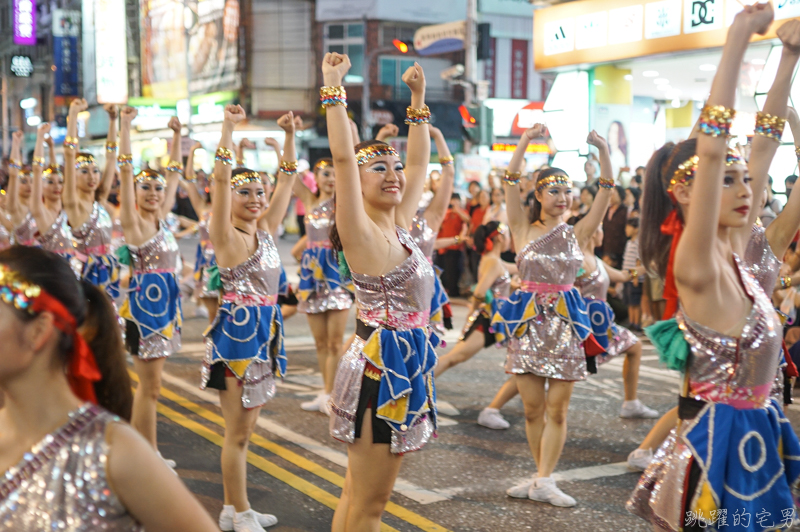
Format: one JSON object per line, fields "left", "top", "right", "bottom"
{"left": 157, "top": 452, "right": 176, "bottom": 469}
{"left": 220, "top": 506, "right": 278, "bottom": 531}
{"left": 319, "top": 394, "right": 331, "bottom": 416}
{"left": 301, "top": 393, "right": 325, "bottom": 412}
{"left": 194, "top": 304, "right": 209, "bottom": 318}
{"left": 436, "top": 400, "right": 460, "bottom": 416}
{"left": 627, "top": 448, "right": 654, "bottom": 471}
{"left": 233, "top": 508, "right": 277, "bottom": 532}
{"left": 620, "top": 400, "right": 659, "bottom": 419}
{"left": 477, "top": 407, "right": 510, "bottom": 430}
{"left": 527, "top": 477, "right": 576, "bottom": 507}
{"left": 506, "top": 478, "right": 534, "bottom": 499}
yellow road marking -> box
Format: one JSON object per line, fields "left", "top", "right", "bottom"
{"left": 129, "top": 371, "right": 451, "bottom": 532}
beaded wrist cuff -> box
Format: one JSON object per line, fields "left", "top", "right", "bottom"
{"left": 279, "top": 160, "right": 299, "bottom": 176}
{"left": 405, "top": 105, "right": 431, "bottom": 126}
{"left": 754, "top": 112, "right": 786, "bottom": 143}
{"left": 320, "top": 86, "right": 347, "bottom": 108}
{"left": 215, "top": 147, "right": 234, "bottom": 166}
{"left": 503, "top": 171, "right": 521, "bottom": 186}
{"left": 698, "top": 105, "right": 735, "bottom": 138}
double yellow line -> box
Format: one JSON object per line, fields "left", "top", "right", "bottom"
{"left": 129, "top": 372, "right": 451, "bottom": 532}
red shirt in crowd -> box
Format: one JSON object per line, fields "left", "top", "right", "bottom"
{"left": 439, "top": 210, "right": 465, "bottom": 252}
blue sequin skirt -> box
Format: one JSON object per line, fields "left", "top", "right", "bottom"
{"left": 119, "top": 271, "right": 182, "bottom": 359}
{"left": 297, "top": 246, "right": 353, "bottom": 314}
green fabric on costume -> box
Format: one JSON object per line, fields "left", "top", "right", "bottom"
{"left": 115, "top": 244, "right": 131, "bottom": 266}
{"left": 337, "top": 250, "right": 351, "bottom": 281}
{"left": 645, "top": 317, "right": 690, "bottom": 372}
{"left": 206, "top": 263, "right": 222, "bottom": 291}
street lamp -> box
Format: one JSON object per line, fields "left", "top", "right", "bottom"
{"left": 360, "top": 40, "right": 411, "bottom": 140}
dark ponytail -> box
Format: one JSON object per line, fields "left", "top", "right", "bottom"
{"left": 473, "top": 221, "right": 502, "bottom": 254}
{"left": 528, "top": 167, "right": 569, "bottom": 224}
{"left": 0, "top": 247, "right": 132, "bottom": 420}
{"left": 639, "top": 139, "right": 696, "bottom": 278}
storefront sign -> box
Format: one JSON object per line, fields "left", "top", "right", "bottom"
{"left": 10, "top": 56, "right": 33, "bottom": 77}
{"left": 478, "top": 0, "right": 533, "bottom": 16}
{"left": 13, "top": 0, "right": 36, "bottom": 46}
{"left": 535, "top": 0, "right": 800, "bottom": 70}
{"left": 53, "top": 10, "right": 80, "bottom": 97}
{"left": 492, "top": 143, "right": 550, "bottom": 153}
{"left": 511, "top": 40, "right": 529, "bottom": 99}
{"left": 95, "top": 0, "right": 128, "bottom": 103}
{"left": 483, "top": 37, "right": 497, "bottom": 99}
{"left": 413, "top": 21, "right": 467, "bottom": 56}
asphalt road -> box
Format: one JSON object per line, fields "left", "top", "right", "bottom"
{"left": 143, "top": 232, "right": 800, "bottom": 532}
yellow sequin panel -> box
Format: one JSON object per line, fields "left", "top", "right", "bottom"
{"left": 377, "top": 394, "right": 409, "bottom": 424}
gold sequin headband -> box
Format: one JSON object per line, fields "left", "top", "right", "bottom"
{"left": 314, "top": 159, "right": 332, "bottom": 171}
{"left": 230, "top": 170, "right": 263, "bottom": 189}
{"left": 536, "top": 174, "right": 572, "bottom": 192}
{"left": 0, "top": 265, "right": 41, "bottom": 312}
{"left": 355, "top": 145, "right": 399, "bottom": 166}
{"left": 667, "top": 148, "right": 745, "bottom": 194}
{"left": 43, "top": 165, "right": 63, "bottom": 179}
{"left": 75, "top": 153, "right": 96, "bottom": 169}
{"left": 135, "top": 169, "right": 167, "bottom": 186}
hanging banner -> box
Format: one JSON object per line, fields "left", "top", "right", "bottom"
{"left": 13, "top": 0, "right": 36, "bottom": 46}
{"left": 53, "top": 10, "right": 80, "bottom": 98}
{"left": 483, "top": 37, "right": 497, "bottom": 99}
{"left": 511, "top": 39, "right": 528, "bottom": 99}
{"left": 413, "top": 21, "right": 466, "bottom": 56}
{"left": 140, "top": 0, "right": 241, "bottom": 99}
{"left": 95, "top": 0, "right": 128, "bottom": 103}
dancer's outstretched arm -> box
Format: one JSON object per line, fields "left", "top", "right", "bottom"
{"left": 259, "top": 113, "right": 298, "bottom": 234}
{"left": 574, "top": 132, "right": 613, "bottom": 248}
{"left": 504, "top": 124, "right": 545, "bottom": 237}
{"left": 30, "top": 124, "right": 56, "bottom": 231}
{"left": 6, "top": 131, "right": 25, "bottom": 225}
{"left": 62, "top": 98, "right": 88, "bottom": 224}
{"left": 160, "top": 117, "right": 183, "bottom": 218}
{"left": 98, "top": 105, "right": 119, "bottom": 204}
{"left": 180, "top": 142, "right": 206, "bottom": 217}
{"left": 765, "top": 105, "right": 800, "bottom": 260}
{"left": 395, "top": 63, "right": 430, "bottom": 229}
{"left": 424, "top": 126, "right": 454, "bottom": 233}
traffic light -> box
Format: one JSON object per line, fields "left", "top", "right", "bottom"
{"left": 392, "top": 39, "right": 411, "bottom": 53}
{"left": 477, "top": 24, "right": 491, "bottom": 61}
{"left": 460, "top": 104, "right": 494, "bottom": 146}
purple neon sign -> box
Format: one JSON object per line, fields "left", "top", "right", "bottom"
{"left": 13, "top": 0, "right": 37, "bottom": 46}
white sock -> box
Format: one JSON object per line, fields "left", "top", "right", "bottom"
{"left": 622, "top": 400, "right": 640, "bottom": 407}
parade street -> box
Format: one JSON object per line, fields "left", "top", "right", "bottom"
{"left": 146, "top": 232, "right": 795, "bottom": 532}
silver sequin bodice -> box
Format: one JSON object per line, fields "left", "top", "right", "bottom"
{"left": 517, "top": 223, "right": 584, "bottom": 285}
{"left": 0, "top": 404, "right": 143, "bottom": 531}
{"left": 350, "top": 227, "right": 435, "bottom": 330}
{"left": 219, "top": 229, "right": 282, "bottom": 299}
{"left": 678, "top": 255, "right": 783, "bottom": 408}
{"left": 72, "top": 202, "right": 114, "bottom": 255}
{"left": 490, "top": 269, "right": 512, "bottom": 300}
{"left": 12, "top": 211, "right": 37, "bottom": 246}
{"left": 409, "top": 210, "right": 436, "bottom": 261}
{"left": 745, "top": 224, "right": 780, "bottom": 295}
{"left": 304, "top": 198, "right": 334, "bottom": 245}
{"left": 128, "top": 224, "right": 180, "bottom": 274}
{"left": 39, "top": 211, "right": 76, "bottom": 255}
{"left": 574, "top": 259, "right": 609, "bottom": 301}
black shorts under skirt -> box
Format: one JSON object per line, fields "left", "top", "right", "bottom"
{"left": 125, "top": 319, "right": 140, "bottom": 356}
{"left": 353, "top": 371, "right": 393, "bottom": 445}
{"left": 462, "top": 312, "right": 496, "bottom": 349}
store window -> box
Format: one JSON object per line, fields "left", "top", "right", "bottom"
{"left": 379, "top": 57, "right": 416, "bottom": 100}
{"left": 380, "top": 23, "right": 417, "bottom": 47}
{"left": 324, "top": 22, "right": 364, "bottom": 84}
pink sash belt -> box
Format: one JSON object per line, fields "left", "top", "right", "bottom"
{"left": 520, "top": 281, "right": 573, "bottom": 293}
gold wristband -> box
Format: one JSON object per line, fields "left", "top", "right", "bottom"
{"left": 439, "top": 156, "right": 454, "bottom": 166}
{"left": 117, "top": 154, "right": 133, "bottom": 167}
{"left": 32, "top": 157, "right": 46, "bottom": 168}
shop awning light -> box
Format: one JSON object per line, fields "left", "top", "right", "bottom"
{"left": 20, "top": 98, "right": 37, "bottom": 109}
{"left": 657, "top": 84, "right": 671, "bottom": 91}
{"left": 642, "top": 71, "right": 659, "bottom": 77}
{"left": 624, "top": 74, "right": 633, "bottom": 81}
{"left": 26, "top": 116, "right": 41, "bottom": 127}
{"left": 699, "top": 64, "right": 716, "bottom": 72}
{"left": 671, "top": 99, "right": 681, "bottom": 108}
{"left": 653, "top": 78, "right": 668, "bottom": 85}
{"left": 593, "top": 80, "right": 603, "bottom": 86}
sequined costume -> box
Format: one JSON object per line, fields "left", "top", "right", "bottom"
{"left": 0, "top": 223, "right": 10, "bottom": 251}
{"left": 296, "top": 199, "right": 353, "bottom": 314}
{"left": 329, "top": 227, "right": 439, "bottom": 454}
{"left": 12, "top": 211, "right": 37, "bottom": 246}
{"left": 38, "top": 210, "right": 76, "bottom": 257}
{"left": 72, "top": 202, "right": 120, "bottom": 299}
{"left": 194, "top": 213, "right": 218, "bottom": 300}
{"left": 202, "top": 230, "right": 286, "bottom": 409}
{"left": 0, "top": 403, "right": 143, "bottom": 531}
{"left": 410, "top": 209, "right": 452, "bottom": 336}
{"left": 118, "top": 224, "right": 182, "bottom": 359}
{"left": 460, "top": 268, "right": 511, "bottom": 348}
{"left": 574, "top": 260, "right": 638, "bottom": 364}
{"left": 628, "top": 256, "right": 800, "bottom": 531}
{"left": 491, "top": 223, "right": 593, "bottom": 381}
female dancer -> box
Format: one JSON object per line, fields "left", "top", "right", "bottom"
{"left": 323, "top": 53, "right": 436, "bottom": 531}
{"left": 292, "top": 154, "right": 354, "bottom": 414}
{"left": 201, "top": 106, "right": 296, "bottom": 532}
{"left": 629, "top": 9, "right": 800, "bottom": 529}
{"left": 28, "top": 124, "right": 74, "bottom": 257}
{"left": 0, "top": 246, "right": 219, "bottom": 532}
{"left": 6, "top": 131, "right": 36, "bottom": 246}
{"left": 63, "top": 99, "right": 121, "bottom": 299}
{"left": 495, "top": 127, "right": 613, "bottom": 507}
{"left": 434, "top": 221, "right": 514, "bottom": 377}
{"left": 116, "top": 110, "right": 183, "bottom": 458}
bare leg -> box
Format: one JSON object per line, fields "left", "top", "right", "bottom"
{"left": 131, "top": 356, "right": 166, "bottom": 447}
{"left": 332, "top": 410, "right": 403, "bottom": 532}
{"left": 324, "top": 309, "right": 350, "bottom": 394}
{"left": 434, "top": 331, "right": 485, "bottom": 377}
{"left": 201, "top": 297, "right": 219, "bottom": 325}
{"left": 307, "top": 313, "right": 332, "bottom": 393}
{"left": 487, "top": 377, "right": 519, "bottom": 410}
{"left": 515, "top": 374, "right": 547, "bottom": 469}
{"left": 638, "top": 406, "right": 678, "bottom": 451}
{"left": 281, "top": 304, "right": 298, "bottom": 320}
{"left": 536, "top": 379, "right": 574, "bottom": 478}
{"left": 219, "top": 377, "right": 263, "bottom": 512}
{"left": 621, "top": 341, "right": 643, "bottom": 402}
{"left": 331, "top": 468, "right": 353, "bottom": 532}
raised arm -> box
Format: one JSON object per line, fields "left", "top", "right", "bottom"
{"left": 118, "top": 107, "right": 140, "bottom": 238}
{"left": 574, "top": 131, "right": 613, "bottom": 247}
{"left": 208, "top": 105, "right": 246, "bottom": 254}
{"left": 160, "top": 117, "right": 183, "bottom": 218}
{"left": 324, "top": 53, "right": 371, "bottom": 250}
{"left": 503, "top": 125, "right": 545, "bottom": 235}
{"left": 424, "top": 126, "right": 454, "bottom": 232}
{"left": 375, "top": 124, "right": 399, "bottom": 143}
{"left": 765, "top": 106, "right": 800, "bottom": 259}
{"left": 6, "top": 131, "right": 24, "bottom": 221}
{"left": 676, "top": 5, "right": 772, "bottom": 288}
{"left": 260, "top": 112, "right": 298, "bottom": 234}
{"left": 180, "top": 142, "right": 206, "bottom": 216}
{"left": 62, "top": 98, "right": 88, "bottom": 214}
{"left": 395, "top": 63, "right": 430, "bottom": 228}
{"left": 743, "top": 20, "right": 800, "bottom": 237}
{"left": 30, "top": 124, "right": 55, "bottom": 231}
{"left": 349, "top": 118, "right": 361, "bottom": 146}
{"left": 45, "top": 131, "right": 56, "bottom": 167}
{"left": 98, "top": 105, "right": 119, "bottom": 204}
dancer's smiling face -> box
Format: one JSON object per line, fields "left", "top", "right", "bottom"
{"left": 315, "top": 166, "right": 336, "bottom": 196}
{"left": 136, "top": 181, "right": 165, "bottom": 214}
{"left": 535, "top": 183, "right": 572, "bottom": 220}
{"left": 43, "top": 172, "right": 64, "bottom": 203}
{"left": 232, "top": 182, "right": 267, "bottom": 222}
{"left": 360, "top": 155, "right": 405, "bottom": 208}
{"left": 671, "top": 161, "right": 752, "bottom": 229}
{"left": 77, "top": 163, "right": 101, "bottom": 193}
{"left": 17, "top": 173, "right": 32, "bottom": 199}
